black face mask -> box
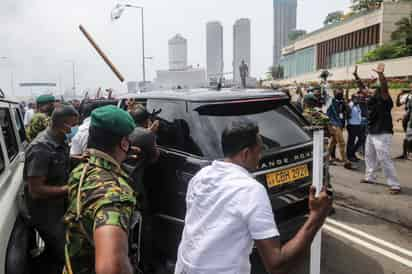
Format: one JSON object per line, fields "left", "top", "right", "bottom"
{"left": 335, "top": 94, "right": 344, "bottom": 100}
{"left": 46, "top": 105, "right": 55, "bottom": 116}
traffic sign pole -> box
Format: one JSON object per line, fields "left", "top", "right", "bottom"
{"left": 310, "top": 129, "right": 324, "bottom": 274}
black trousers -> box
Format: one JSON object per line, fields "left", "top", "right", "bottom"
{"left": 347, "top": 124, "right": 365, "bottom": 159}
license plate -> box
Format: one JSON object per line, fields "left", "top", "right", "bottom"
{"left": 266, "top": 164, "right": 309, "bottom": 188}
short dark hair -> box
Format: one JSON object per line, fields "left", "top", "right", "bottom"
{"left": 221, "top": 121, "right": 259, "bottom": 157}
{"left": 51, "top": 105, "right": 79, "bottom": 128}
{"left": 87, "top": 126, "right": 124, "bottom": 154}
{"left": 130, "top": 106, "right": 150, "bottom": 126}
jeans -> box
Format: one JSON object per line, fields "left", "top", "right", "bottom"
{"left": 346, "top": 124, "right": 365, "bottom": 159}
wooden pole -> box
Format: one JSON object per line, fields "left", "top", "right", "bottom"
{"left": 78, "top": 24, "right": 125, "bottom": 83}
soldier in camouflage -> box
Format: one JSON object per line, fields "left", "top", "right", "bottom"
{"left": 63, "top": 105, "right": 138, "bottom": 274}
{"left": 26, "top": 94, "right": 56, "bottom": 142}
{"left": 302, "top": 93, "right": 330, "bottom": 127}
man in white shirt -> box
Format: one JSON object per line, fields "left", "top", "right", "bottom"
{"left": 175, "top": 121, "right": 332, "bottom": 274}
{"left": 70, "top": 116, "right": 91, "bottom": 156}
{"left": 24, "top": 102, "right": 36, "bottom": 127}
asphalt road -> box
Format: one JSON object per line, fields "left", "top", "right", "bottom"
{"left": 284, "top": 206, "right": 412, "bottom": 274}
{"left": 284, "top": 132, "right": 412, "bottom": 274}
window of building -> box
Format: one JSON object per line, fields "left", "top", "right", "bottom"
{"left": 0, "top": 108, "right": 19, "bottom": 161}
{"left": 14, "top": 108, "right": 26, "bottom": 143}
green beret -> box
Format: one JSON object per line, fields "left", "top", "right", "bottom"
{"left": 36, "top": 94, "right": 56, "bottom": 105}
{"left": 304, "top": 93, "right": 318, "bottom": 105}
{"left": 91, "top": 105, "right": 136, "bottom": 136}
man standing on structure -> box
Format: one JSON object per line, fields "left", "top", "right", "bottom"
{"left": 239, "top": 60, "right": 249, "bottom": 89}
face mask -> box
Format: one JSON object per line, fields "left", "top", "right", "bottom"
{"left": 335, "top": 94, "right": 343, "bottom": 100}
{"left": 65, "top": 126, "right": 79, "bottom": 141}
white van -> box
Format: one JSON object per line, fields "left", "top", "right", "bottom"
{"left": 0, "top": 97, "right": 30, "bottom": 274}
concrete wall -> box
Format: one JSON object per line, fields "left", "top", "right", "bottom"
{"left": 270, "top": 56, "right": 412, "bottom": 85}
{"left": 381, "top": 1, "right": 412, "bottom": 45}
{"left": 282, "top": 10, "right": 382, "bottom": 55}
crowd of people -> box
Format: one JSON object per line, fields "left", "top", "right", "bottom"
{"left": 19, "top": 88, "right": 334, "bottom": 274}
{"left": 296, "top": 64, "right": 409, "bottom": 194}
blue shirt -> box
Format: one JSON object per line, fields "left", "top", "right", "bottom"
{"left": 348, "top": 102, "right": 362, "bottom": 125}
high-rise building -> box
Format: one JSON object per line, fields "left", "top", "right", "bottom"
{"left": 169, "top": 34, "right": 188, "bottom": 71}
{"left": 273, "top": 0, "right": 297, "bottom": 65}
{"left": 206, "top": 21, "right": 224, "bottom": 81}
{"left": 233, "top": 18, "right": 251, "bottom": 83}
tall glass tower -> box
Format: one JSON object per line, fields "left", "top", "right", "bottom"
{"left": 273, "top": 0, "right": 297, "bottom": 65}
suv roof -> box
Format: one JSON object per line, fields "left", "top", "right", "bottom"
{"left": 118, "top": 88, "right": 288, "bottom": 103}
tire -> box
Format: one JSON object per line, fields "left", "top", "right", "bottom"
{"left": 6, "top": 216, "right": 31, "bottom": 274}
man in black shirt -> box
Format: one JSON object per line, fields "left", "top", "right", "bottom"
{"left": 361, "top": 64, "right": 401, "bottom": 194}
{"left": 24, "top": 105, "right": 79, "bottom": 272}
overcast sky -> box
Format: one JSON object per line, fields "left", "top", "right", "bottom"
{"left": 0, "top": 0, "right": 351, "bottom": 97}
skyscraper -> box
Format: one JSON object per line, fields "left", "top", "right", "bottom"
{"left": 206, "top": 21, "right": 224, "bottom": 81}
{"left": 169, "top": 34, "right": 188, "bottom": 71}
{"left": 233, "top": 18, "right": 251, "bottom": 84}
{"left": 273, "top": 0, "right": 297, "bottom": 65}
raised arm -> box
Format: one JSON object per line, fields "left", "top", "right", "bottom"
{"left": 374, "top": 64, "right": 389, "bottom": 99}
{"left": 353, "top": 65, "right": 366, "bottom": 91}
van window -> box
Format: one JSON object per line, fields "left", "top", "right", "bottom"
{"left": 14, "top": 108, "right": 26, "bottom": 143}
{"left": 0, "top": 108, "right": 19, "bottom": 161}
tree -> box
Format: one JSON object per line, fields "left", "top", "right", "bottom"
{"left": 288, "top": 30, "right": 307, "bottom": 43}
{"left": 391, "top": 12, "right": 412, "bottom": 45}
{"left": 268, "top": 65, "right": 284, "bottom": 80}
{"left": 351, "top": 0, "right": 383, "bottom": 12}
{"left": 324, "top": 11, "right": 344, "bottom": 25}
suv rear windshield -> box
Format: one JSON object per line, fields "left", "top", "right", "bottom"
{"left": 149, "top": 99, "right": 311, "bottom": 160}
{"left": 194, "top": 100, "right": 311, "bottom": 158}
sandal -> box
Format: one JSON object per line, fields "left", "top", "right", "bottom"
{"left": 360, "top": 179, "right": 377, "bottom": 185}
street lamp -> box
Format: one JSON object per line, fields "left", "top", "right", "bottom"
{"left": 111, "top": 3, "right": 147, "bottom": 84}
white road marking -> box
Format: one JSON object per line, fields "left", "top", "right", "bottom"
{"left": 324, "top": 224, "right": 412, "bottom": 268}
{"left": 326, "top": 218, "right": 412, "bottom": 258}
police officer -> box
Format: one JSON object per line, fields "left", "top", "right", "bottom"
{"left": 26, "top": 94, "right": 56, "bottom": 142}
{"left": 63, "top": 105, "right": 138, "bottom": 274}
{"left": 302, "top": 93, "right": 330, "bottom": 127}
{"left": 24, "top": 105, "right": 79, "bottom": 273}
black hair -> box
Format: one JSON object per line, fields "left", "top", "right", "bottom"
{"left": 221, "top": 121, "right": 259, "bottom": 157}
{"left": 87, "top": 126, "right": 124, "bottom": 154}
{"left": 130, "top": 106, "right": 150, "bottom": 126}
{"left": 51, "top": 105, "right": 79, "bottom": 128}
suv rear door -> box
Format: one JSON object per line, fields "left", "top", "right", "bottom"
{"left": 0, "top": 103, "right": 26, "bottom": 274}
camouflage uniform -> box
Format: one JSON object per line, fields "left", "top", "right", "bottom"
{"left": 303, "top": 107, "right": 330, "bottom": 127}
{"left": 26, "top": 112, "right": 50, "bottom": 142}
{"left": 63, "top": 149, "right": 137, "bottom": 274}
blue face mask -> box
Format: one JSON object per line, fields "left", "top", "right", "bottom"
{"left": 65, "top": 126, "right": 79, "bottom": 141}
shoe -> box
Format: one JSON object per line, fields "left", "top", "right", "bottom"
{"left": 394, "top": 155, "right": 407, "bottom": 160}
{"left": 348, "top": 157, "right": 360, "bottom": 162}
{"left": 360, "top": 179, "right": 377, "bottom": 185}
{"left": 343, "top": 162, "right": 352, "bottom": 169}
{"left": 389, "top": 187, "right": 401, "bottom": 195}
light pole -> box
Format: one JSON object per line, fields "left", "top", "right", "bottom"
{"left": 111, "top": 3, "right": 146, "bottom": 84}
{"left": 64, "top": 60, "right": 76, "bottom": 97}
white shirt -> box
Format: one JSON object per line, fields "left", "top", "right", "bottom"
{"left": 175, "top": 161, "right": 279, "bottom": 274}
{"left": 23, "top": 108, "right": 35, "bottom": 126}
{"left": 70, "top": 117, "right": 91, "bottom": 156}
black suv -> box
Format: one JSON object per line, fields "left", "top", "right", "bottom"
{"left": 119, "top": 89, "right": 329, "bottom": 273}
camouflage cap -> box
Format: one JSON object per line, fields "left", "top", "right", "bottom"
{"left": 91, "top": 105, "right": 136, "bottom": 136}
{"left": 36, "top": 94, "right": 56, "bottom": 105}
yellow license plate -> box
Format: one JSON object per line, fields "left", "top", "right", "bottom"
{"left": 266, "top": 164, "right": 309, "bottom": 188}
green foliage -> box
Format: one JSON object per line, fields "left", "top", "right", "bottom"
{"left": 391, "top": 12, "right": 412, "bottom": 45}
{"left": 351, "top": 0, "right": 383, "bottom": 12}
{"left": 361, "top": 43, "right": 412, "bottom": 62}
{"left": 288, "top": 30, "right": 307, "bottom": 42}
{"left": 324, "top": 11, "right": 344, "bottom": 25}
